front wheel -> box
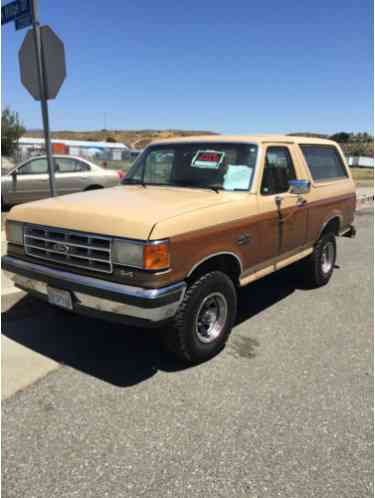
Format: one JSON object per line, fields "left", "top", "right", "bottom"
{"left": 303, "top": 232, "right": 337, "bottom": 287}
{"left": 162, "top": 271, "right": 238, "bottom": 363}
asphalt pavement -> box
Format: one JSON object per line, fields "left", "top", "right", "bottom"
{"left": 2, "top": 208, "right": 373, "bottom": 498}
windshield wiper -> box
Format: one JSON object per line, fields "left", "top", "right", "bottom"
{"left": 123, "top": 179, "right": 146, "bottom": 188}
{"left": 195, "top": 185, "right": 222, "bottom": 193}
{"left": 173, "top": 181, "right": 222, "bottom": 193}
{"left": 123, "top": 180, "right": 222, "bottom": 192}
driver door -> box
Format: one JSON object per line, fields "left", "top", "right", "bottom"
{"left": 8, "top": 158, "right": 50, "bottom": 204}
{"left": 258, "top": 145, "right": 308, "bottom": 259}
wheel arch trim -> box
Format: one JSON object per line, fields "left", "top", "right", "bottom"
{"left": 186, "top": 252, "right": 243, "bottom": 278}
{"left": 318, "top": 214, "right": 343, "bottom": 239}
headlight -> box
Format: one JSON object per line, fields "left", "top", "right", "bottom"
{"left": 112, "top": 239, "right": 170, "bottom": 270}
{"left": 112, "top": 239, "right": 144, "bottom": 268}
{"left": 6, "top": 221, "right": 24, "bottom": 246}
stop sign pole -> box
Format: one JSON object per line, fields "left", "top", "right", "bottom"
{"left": 30, "top": 0, "right": 56, "bottom": 197}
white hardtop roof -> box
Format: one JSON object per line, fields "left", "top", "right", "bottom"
{"left": 150, "top": 134, "right": 339, "bottom": 146}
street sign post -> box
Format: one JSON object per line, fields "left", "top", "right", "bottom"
{"left": 3, "top": 0, "right": 66, "bottom": 197}
{"left": 16, "top": 0, "right": 66, "bottom": 197}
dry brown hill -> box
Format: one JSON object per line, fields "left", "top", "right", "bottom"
{"left": 24, "top": 129, "right": 219, "bottom": 149}
{"left": 24, "top": 129, "right": 373, "bottom": 157}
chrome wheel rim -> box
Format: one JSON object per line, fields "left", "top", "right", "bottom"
{"left": 321, "top": 241, "right": 334, "bottom": 274}
{"left": 195, "top": 292, "right": 228, "bottom": 344}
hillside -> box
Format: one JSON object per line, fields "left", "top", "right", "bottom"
{"left": 24, "top": 129, "right": 219, "bottom": 149}
{"left": 24, "top": 129, "right": 373, "bottom": 156}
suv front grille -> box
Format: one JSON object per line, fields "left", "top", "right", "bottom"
{"left": 24, "top": 225, "right": 112, "bottom": 274}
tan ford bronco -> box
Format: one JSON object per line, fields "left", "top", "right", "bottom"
{"left": 3, "top": 135, "right": 356, "bottom": 363}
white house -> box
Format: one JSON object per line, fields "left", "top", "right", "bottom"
{"left": 347, "top": 156, "right": 374, "bottom": 168}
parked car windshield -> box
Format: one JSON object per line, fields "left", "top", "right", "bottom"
{"left": 123, "top": 143, "right": 258, "bottom": 191}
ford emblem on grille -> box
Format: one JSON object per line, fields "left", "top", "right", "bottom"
{"left": 53, "top": 243, "right": 70, "bottom": 253}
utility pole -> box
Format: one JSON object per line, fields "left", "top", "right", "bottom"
{"left": 30, "top": 0, "right": 56, "bottom": 196}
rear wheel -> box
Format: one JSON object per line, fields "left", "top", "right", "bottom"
{"left": 303, "top": 232, "right": 336, "bottom": 287}
{"left": 162, "top": 271, "right": 237, "bottom": 363}
{"left": 84, "top": 185, "right": 103, "bottom": 191}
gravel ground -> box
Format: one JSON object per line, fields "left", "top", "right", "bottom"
{"left": 2, "top": 209, "right": 373, "bottom": 498}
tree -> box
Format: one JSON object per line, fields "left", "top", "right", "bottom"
{"left": 1, "top": 107, "right": 26, "bottom": 156}
{"left": 350, "top": 142, "right": 371, "bottom": 157}
{"left": 106, "top": 136, "right": 117, "bottom": 143}
{"left": 329, "top": 132, "right": 350, "bottom": 143}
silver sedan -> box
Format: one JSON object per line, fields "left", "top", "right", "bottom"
{"left": 2, "top": 155, "right": 123, "bottom": 207}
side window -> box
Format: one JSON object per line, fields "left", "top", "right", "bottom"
{"left": 261, "top": 147, "right": 296, "bottom": 195}
{"left": 78, "top": 161, "right": 90, "bottom": 172}
{"left": 18, "top": 158, "right": 48, "bottom": 175}
{"left": 143, "top": 150, "right": 174, "bottom": 184}
{"left": 54, "top": 158, "right": 89, "bottom": 173}
{"left": 300, "top": 145, "right": 348, "bottom": 181}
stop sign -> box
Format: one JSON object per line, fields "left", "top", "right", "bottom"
{"left": 18, "top": 25, "right": 66, "bottom": 100}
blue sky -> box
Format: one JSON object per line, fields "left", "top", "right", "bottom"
{"left": 1, "top": 0, "right": 373, "bottom": 134}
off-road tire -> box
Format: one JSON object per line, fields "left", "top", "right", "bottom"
{"left": 162, "top": 271, "right": 237, "bottom": 363}
{"left": 303, "top": 232, "right": 337, "bottom": 287}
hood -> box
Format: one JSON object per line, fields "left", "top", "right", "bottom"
{"left": 8, "top": 185, "right": 236, "bottom": 239}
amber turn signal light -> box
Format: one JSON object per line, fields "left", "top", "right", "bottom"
{"left": 143, "top": 241, "right": 170, "bottom": 270}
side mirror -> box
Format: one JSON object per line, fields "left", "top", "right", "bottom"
{"left": 289, "top": 179, "right": 311, "bottom": 195}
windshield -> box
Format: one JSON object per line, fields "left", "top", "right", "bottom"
{"left": 123, "top": 142, "right": 258, "bottom": 191}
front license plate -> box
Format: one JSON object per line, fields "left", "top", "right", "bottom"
{"left": 47, "top": 287, "right": 73, "bottom": 310}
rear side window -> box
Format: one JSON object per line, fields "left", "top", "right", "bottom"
{"left": 300, "top": 145, "right": 348, "bottom": 181}
{"left": 54, "top": 158, "right": 90, "bottom": 173}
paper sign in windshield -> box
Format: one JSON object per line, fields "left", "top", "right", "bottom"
{"left": 191, "top": 150, "right": 225, "bottom": 169}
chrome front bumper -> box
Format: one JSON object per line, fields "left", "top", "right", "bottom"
{"left": 2, "top": 256, "right": 186, "bottom": 325}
